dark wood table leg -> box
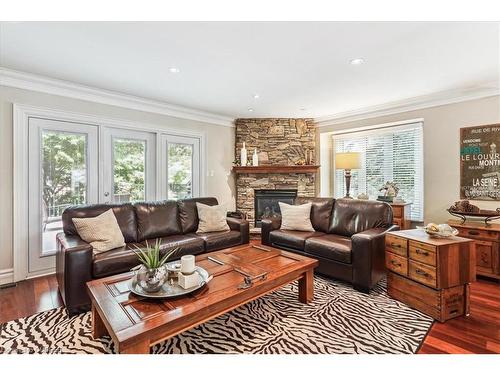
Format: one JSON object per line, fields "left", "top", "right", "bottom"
{"left": 91, "top": 304, "right": 107, "bottom": 339}
{"left": 298, "top": 269, "right": 314, "bottom": 303}
{"left": 120, "top": 340, "right": 151, "bottom": 354}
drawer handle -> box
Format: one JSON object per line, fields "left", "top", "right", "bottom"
{"left": 391, "top": 243, "right": 401, "bottom": 248}
{"left": 468, "top": 230, "right": 480, "bottom": 236}
{"left": 390, "top": 260, "right": 402, "bottom": 267}
{"left": 415, "top": 268, "right": 430, "bottom": 278}
{"left": 415, "top": 249, "right": 429, "bottom": 256}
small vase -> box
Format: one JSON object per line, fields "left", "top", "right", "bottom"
{"left": 252, "top": 148, "right": 259, "bottom": 166}
{"left": 135, "top": 266, "right": 167, "bottom": 293}
{"left": 240, "top": 142, "right": 247, "bottom": 167}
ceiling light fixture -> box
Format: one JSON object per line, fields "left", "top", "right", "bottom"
{"left": 248, "top": 108, "right": 254, "bottom": 112}
{"left": 168, "top": 67, "right": 180, "bottom": 73}
{"left": 253, "top": 94, "right": 260, "bottom": 99}
{"left": 349, "top": 58, "right": 365, "bottom": 65}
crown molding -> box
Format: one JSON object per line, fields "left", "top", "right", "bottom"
{"left": 315, "top": 84, "right": 500, "bottom": 127}
{"left": 0, "top": 67, "right": 235, "bottom": 127}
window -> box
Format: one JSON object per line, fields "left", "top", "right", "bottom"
{"left": 333, "top": 122, "right": 424, "bottom": 221}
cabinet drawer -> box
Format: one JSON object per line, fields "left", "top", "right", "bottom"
{"left": 385, "top": 236, "right": 407, "bottom": 256}
{"left": 385, "top": 252, "right": 408, "bottom": 276}
{"left": 409, "top": 260, "right": 437, "bottom": 288}
{"left": 476, "top": 241, "right": 493, "bottom": 270}
{"left": 409, "top": 244, "right": 437, "bottom": 266}
{"left": 456, "top": 227, "right": 499, "bottom": 241}
{"left": 392, "top": 206, "right": 403, "bottom": 218}
{"left": 409, "top": 240, "right": 436, "bottom": 254}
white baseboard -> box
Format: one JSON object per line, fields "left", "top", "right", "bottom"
{"left": 0, "top": 268, "right": 14, "bottom": 285}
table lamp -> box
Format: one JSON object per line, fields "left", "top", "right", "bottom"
{"left": 335, "top": 152, "right": 361, "bottom": 198}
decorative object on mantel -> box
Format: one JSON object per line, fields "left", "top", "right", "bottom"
{"left": 232, "top": 165, "right": 320, "bottom": 174}
{"left": 232, "top": 158, "right": 240, "bottom": 167}
{"left": 357, "top": 193, "right": 369, "bottom": 200}
{"left": 460, "top": 124, "right": 500, "bottom": 201}
{"left": 335, "top": 152, "right": 361, "bottom": 199}
{"left": 295, "top": 159, "right": 306, "bottom": 165}
{"left": 377, "top": 181, "right": 399, "bottom": 203}
{"left": 252, "top": 148, "right": 259, "bottom": 166}
{"left": 258, "top": 151, "right": 270, "bottom": 165}
{"left": 240, "top": 142, "right": 248, "bottom": 167}
{"left": 447, "top": 200, "right": 500, "bottom": 225}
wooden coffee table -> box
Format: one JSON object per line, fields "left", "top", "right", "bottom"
{"left": 87, "top": 243, "right": 318, "bottom": 354}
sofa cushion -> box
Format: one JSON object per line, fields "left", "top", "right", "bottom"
{"left": 329, "top": 199, "right": 393, "bottom": 237}
{"left": 295, "top": 197, "right": 335, "bottom": 233}
{"left": 177, "top": 197, "right": 219, "bottom": 234}
{"left": 191, "top": 230, "right": 242, "bottom": 251}
{"left": 279, "top": 202, "right": 315, "bottom": 232}
{"left": 92, "top": 242, "right": 143, "bottom": 278}
{"left": 92, "top": 235, "right": 205, "bottom": 278}
{"left": 72, "top": 209, "right": 125, "bottom": 253}
{"left": 63, "top": 203, "right": 138, "bottom": 243}
{"left": 135, "top": 201, "right": 182, "bottom": 242}
{"left": 269, "top": 230, "right": 325, "bottom": 251}
{"left": 196, "top": 203, "right": 230, "bottom": 233}
{"left": 305, "top": 234, "right": 352, "bottom": 264}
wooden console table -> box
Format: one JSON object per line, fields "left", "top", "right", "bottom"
{"left": 385, "top": 229, "right": 475, "bottom": 322}
{"left": 448, "top": 220, "right": 500, "bottom": 280}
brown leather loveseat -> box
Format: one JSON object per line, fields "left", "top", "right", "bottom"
{"left": 261, "top": 198, "right": 398, "bottom": 293}
{"left": 56, "top": 197, "right": 249, "bottom": 316}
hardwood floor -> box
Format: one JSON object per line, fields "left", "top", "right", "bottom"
{"left": 0, "top": 274, "right": 498, "bottom": 354}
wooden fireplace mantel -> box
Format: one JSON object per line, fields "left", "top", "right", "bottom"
{"left": 232, "top": 165, "right": 320, "bottom": 174}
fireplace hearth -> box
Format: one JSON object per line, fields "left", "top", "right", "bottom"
{"left": 254, "top": 189, "right": 297, "bottom": 227}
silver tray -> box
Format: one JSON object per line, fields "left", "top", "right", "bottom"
{"left": 129, "top": 264, "right": 210, "bottom": 299}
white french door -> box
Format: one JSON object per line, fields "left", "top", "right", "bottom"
{"left": 161, "top": 134, "right": 201, "bottom": 200}
{"left": 24, "top": 114, "right": 202, "bottom": 277}
{"left": 101, "top": 127, "right": 156, "bottom": 203}
{"left": 28, "top": 118, "right": 99, "bottom": 275}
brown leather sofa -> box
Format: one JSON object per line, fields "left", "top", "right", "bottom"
{"left": 56, "top": 197, "right": 249, "bottom": 316}
{"left": 261, "top": 198, "right": 398, "bottom": 293}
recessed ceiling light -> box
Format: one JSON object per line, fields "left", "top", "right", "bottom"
{"left": 349, "top": 58, "right": 365, "bottom": 65}
{"left": 168, "top": 67, "right": 180, "bottom": 73}
{"left": 248, "top": 108, "right": 254, "bottom": 112}
{"left": 253, "top": 94, "right": 260, "bottom": 99}
{"left": 300, "top": 107, "right": 306, "bottom": 111}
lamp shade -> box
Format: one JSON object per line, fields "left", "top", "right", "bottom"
{"left": 335, "top": 152, "right": 361, "bottom": 170}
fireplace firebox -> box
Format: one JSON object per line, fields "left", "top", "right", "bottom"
{"left": 254, "top": 189, "right": 298, "bottom": 227}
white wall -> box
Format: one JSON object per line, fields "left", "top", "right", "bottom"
{"left": 319, "top": 95, "right": 500, "bottom": 224}
{"left": 0, "top": 86, "right": 236, "bottom": 276}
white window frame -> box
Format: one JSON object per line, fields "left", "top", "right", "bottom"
{"left": 331, "top": 119, "right": 424, "bottom": 221}
{"left": 13, "top": 104, "right": 207, "bottom": 281}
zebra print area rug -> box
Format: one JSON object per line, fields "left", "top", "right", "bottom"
{"left": 0, "top": 277, "right": 433, "bottom": 354}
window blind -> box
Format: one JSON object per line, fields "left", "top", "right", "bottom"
{"left": 333, "top": 122, "right": 424, "bottom": 221}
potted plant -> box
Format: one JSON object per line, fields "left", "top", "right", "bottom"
{"left": 131, "top": 240, "right": 178, "bottom": 293}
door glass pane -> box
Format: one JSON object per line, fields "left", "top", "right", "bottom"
{"left": 113, "top": 138, "right": 146, "bottom": 202}
{"left": 41, "top": 131, "right": 87, "bottom": 254}
{"left": 168, "top": 143, "right": 193, "bottom": 199}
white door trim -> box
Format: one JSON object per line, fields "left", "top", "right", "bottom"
{"left": 13, "top": 104, "right": 208, "bottom": 282}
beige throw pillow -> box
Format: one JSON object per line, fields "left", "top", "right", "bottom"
{"left": 279, "top": 202, "right": 315, "bottom": 232}
{"left": 72, "top": 209, "right": 125, "bottom": 253}
{"left": 196, "top": 203, "right": 230, "bottom": 234}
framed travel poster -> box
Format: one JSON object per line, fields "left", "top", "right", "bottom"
{"left": 460, "top": 124, "right": 500, "bottom": 200}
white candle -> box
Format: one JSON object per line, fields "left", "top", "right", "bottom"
{"left": 180, "top": 255, "right": 195, "bottom": 274}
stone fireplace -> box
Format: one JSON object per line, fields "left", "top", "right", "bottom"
{"left": 254, "top": 189, "right": 297, "bottom": 227}
{"left": 234, "top": 118, "right": 317, "bottom": 228}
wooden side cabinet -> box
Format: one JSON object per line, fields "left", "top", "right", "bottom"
{"left": 390, "top": 202, "right": 412, "bottom": 230}
{"left": 448, "top": 220, "right": 500, "bottom": 280}
{"left": 385, "top": 229, "right": 475, "bottom": 322}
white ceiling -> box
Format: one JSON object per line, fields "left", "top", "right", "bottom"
{"left": 0, "top": 22, "right": 499, "bottom": 119}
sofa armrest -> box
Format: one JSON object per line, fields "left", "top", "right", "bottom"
{"left": 261, "top": 217, "right": 282, "bottom": 246}
{"left": 226, "top": 217, "right": 250, "bottom": 244}
{"left": 56, "top": 233, "right": 93, "bottom": 316}
{"left": 351, "top": 225, "right": 398, "bottom": 292}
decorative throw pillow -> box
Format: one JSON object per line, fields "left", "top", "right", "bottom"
{"left": 72, "top": 209, "right": 125, "bottom": 253}
{"left": 279, "top": 202, "right": 315, "bottom": 232}
{"left": 196, "top": 203, "right": 230, "bottom": 234}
